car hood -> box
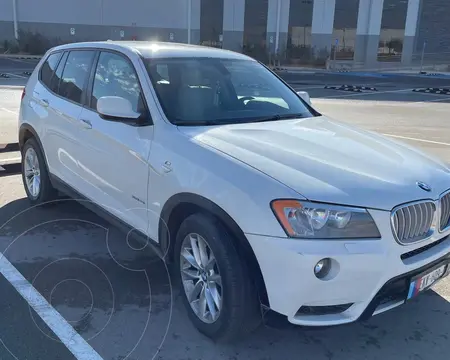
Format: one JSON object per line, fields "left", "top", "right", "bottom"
{"left": 178, "top": 116, "right": 450, "bottom": 210}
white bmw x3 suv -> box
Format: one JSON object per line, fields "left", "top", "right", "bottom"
{"left": 19, "top": 41, "right": 450, "bottom": 341}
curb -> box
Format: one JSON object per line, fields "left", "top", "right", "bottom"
{"left": 1, "top": 71, "right": 32, "bottom": 77}
{"left": 271, "top": 67, "right": 320, "bottom": 74}
{"left": 0, "top": 85, "right": 25, "bottom": 89}
{"left": 425, "top": 73, "right": 446, "bottom": 77}
{"left": 0, "top": 54, "right": 42, "bottom": 60}
{"left": 272, "top": 67, "right": 287, "bottom": 71}
{"left": 0, "top": 143, "right": 20, "bottom": 153}
{"left": 325, "top": 85, "right": 378, "bottom": 92}
{"left": 413, "top": 88, "right": 450, "bottom": 95}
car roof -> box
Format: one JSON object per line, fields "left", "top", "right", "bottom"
{"left": 50, "top": 41, "right": 255, "bottom": 61}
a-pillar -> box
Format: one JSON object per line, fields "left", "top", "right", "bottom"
{"left": 401, "top": 0, "right": 421, "bottom": 65}
{"left": 354, "top": 0, "right": 384, "bottom": 65}
{"left": 266, "top": 0, "right": 290, "bottom": 56}
{"left": 222, "top": 0, "right": 245, "bottom": 52}
{"left": 311, "top": 0, "right": 336, "bottom": 56}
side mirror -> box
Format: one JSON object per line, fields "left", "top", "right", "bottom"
{"left": 97, "top": 96, "right": 140, "bottom": 121}
{"left": 296, "top": 91, "right": 311, "bottom": 105}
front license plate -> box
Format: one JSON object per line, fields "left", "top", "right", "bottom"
{"left": 407, "top": 264, "right": 448, "bottom": 300}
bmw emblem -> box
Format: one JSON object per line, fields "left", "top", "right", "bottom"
{"left": 417, "top": 181, "right": 432, "bottom": 192}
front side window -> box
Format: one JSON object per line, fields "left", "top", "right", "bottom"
{"left": 40, "top": 52, "right": 62, "bottom": 88}
{"left": 90, "top": 51, "right": 146, "bottom": 114}
{"left": 58, "top": 50, "right": 95, "bottom": 104}
{"left": 145, "top": 57, "right": 317, "bottom": 125}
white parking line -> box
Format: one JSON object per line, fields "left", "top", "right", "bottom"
{"left": 0, "top": 253, "right": 104, "bottom": 360}
{"left": 1, "top": 107, "right": 18, "bottom": 115}
{"left": 0, "top": 157, "right": 21, "bottom": 166}
{"left": 321, "top": 88, "right": 414, "bottom": 98}
{"left": 313, "top": 96, "right": 450, "bottom": 106}
{"left": 0, "top": 338, "right": 19, "bottom": 360}
{"left": 382, "top": 134, "right": 450, "bottom": 146}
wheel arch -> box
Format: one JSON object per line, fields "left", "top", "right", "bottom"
{"left": 159, "top": 192, "right": 269, "bottom": 307}
{"left": 19, "top": 123, "right": 51, "bottom": 174}
{"left": 19, "top": 123, "right": 41, "bottom": 151}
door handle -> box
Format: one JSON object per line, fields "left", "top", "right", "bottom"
{"left": 40, "top": 99, "right": 49, "bottom": 107}
{"left": 162, "top": 161, "right": 172, "bottom": 173}
{"left": 80, "top": 118, "right": 92, "bottom": 129}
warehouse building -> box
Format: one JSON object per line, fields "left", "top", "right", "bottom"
{"left": 0, "top": 0, "right": 448, "bottom": 67}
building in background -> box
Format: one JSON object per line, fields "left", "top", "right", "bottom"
{"left": 0, "top": 0, "right": 448, "bottom": 68}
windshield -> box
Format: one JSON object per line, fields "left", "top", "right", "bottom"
{"left": 145, "top": 57, "right": 318, "bottom": 125}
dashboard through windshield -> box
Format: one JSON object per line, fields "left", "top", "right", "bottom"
{"left": 145, "top": 57, "right": 318, "bottom": 126}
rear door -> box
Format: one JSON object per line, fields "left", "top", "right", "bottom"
{"left": 28, "top": 51, "right": 64, "bottom": 176}
{"left": 76, "top": 50, "right": 153, "bottom": 232}
{"left": 35, "top": 49, "right": 96, "bottom": 191}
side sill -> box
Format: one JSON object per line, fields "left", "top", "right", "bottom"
{"left": 49, "top": 174, "right": 163, "bottom": 259}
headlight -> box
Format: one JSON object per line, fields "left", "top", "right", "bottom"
{"left": 271, "top": 200, "right": 381, "bottom": 239}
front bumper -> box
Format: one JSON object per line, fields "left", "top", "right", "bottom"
{"left": 246, "top": 208, "right": 450, "bottom": 326}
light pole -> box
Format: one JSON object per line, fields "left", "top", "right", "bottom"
{"left": 342, "top": 28, "right": 346, "bottom": 49}
{"left": 187, "top": 0, "right": 192, "bottom": 44}
{"left": 275, "top": 0, "right": 281, "bottom": 55}
{"left": 419, "top": 40, "right": 427, "bottom": 74}
{"left": 12, "top": 0, "right": 19, "bottom": 42}
{"left": 303, "top": 26, "right": 306, "bottom": 46}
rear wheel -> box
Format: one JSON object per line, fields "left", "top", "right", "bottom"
{"left": 175, "top": 213, "right": 261, "bottom": 341}
{"left": 21, "top": 138, "right": 58, "bottom": 205}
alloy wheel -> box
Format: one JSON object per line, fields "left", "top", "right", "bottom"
{"left": 24, "top": 147, "right": 41, "bottom": 199}
{"left": 180, "top": 232, "right": 223, "bottom": 324}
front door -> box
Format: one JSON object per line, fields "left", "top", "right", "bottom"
{"left": 76, "top": 51, "right": 153, "bottom": 233}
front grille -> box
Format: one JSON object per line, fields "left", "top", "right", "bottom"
{"left": 392, "top": 201, "right": 435, "bottom": 244}
{"left": 439, "top": 192, "right": 450, "bottom": 231}
{"left": 401, "top": 236, "right": 449, "bottom": 261}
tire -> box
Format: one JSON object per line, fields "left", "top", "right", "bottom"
{"left": 175, "top": 212, "right": 261, "bottom": 342}
{"left": 21, "top": 137, "right": 58, "bottom": 205}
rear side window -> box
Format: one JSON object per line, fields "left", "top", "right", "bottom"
{"left": 49, "top": 52, "right": 68, "bottom": 94}
{"left": 58, "top": 50, "right": 95, "bottom": 104}
{"left": 40, "top": 52, "right": 62, "bottom": 88}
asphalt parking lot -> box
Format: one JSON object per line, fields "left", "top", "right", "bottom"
{"left": 1, "top": 56, "right": 450, "bottom": 359}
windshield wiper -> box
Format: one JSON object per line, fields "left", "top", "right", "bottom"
{"left": 247, "top": 113, "right": 307, "bottom": 123}
{"left": 172, "top": 113, "right": 308, "bottom": 126}
{"left": 172, "top": 119, "right": 225, "bottom": 126}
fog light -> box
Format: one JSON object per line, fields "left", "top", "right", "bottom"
{"left": 314, "top": 258, "right": 331, "bottom": 279}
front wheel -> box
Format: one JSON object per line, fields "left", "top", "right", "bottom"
{"left": 175, "top": 213, "right": 261, "bottom": 341}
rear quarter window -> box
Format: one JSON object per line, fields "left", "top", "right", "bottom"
{"left": 49, "top": 52, "right": 68, "bottom": 94}
{"left": 39, "top": 52, "right": 62, "bottom": 88}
